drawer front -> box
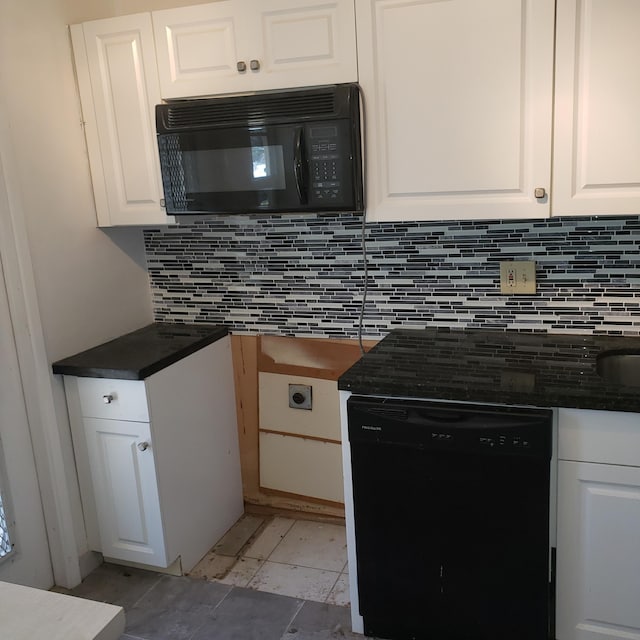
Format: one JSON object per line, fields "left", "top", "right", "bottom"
{"left": 77, "top": 377, "right": 149, "bottom": 422}
{"left": 558, "top": 408, "right": 640, "bottom": 466}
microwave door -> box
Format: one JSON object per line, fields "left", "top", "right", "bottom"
{"left": 158, "top": 126, "right": 304, "bottom": 214}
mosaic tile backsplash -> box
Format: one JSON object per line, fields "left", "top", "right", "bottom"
{"left": 143, "top": 214, "right": 640, "bottom": 338}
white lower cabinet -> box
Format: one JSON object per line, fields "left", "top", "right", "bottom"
{"left": 557, "top": 409, "right": 640, "bottom": 640}
{"left": 84, "top": 417, "right": 166, "bottom": 567}
{"left": 557, "top": 461, "right": 640, "bottom": 640}
{"left": 64, "top": 336, "right": 244, "bottom": 572}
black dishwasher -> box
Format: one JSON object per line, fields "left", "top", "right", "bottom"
{"left": 347, "top": 395, "right": 554, "bottom": 640}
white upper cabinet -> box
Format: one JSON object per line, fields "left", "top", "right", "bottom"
{"left": 356, "top": 0, "right": 555, "bottom": 222}
{"left": 552, "top": 0, "right": 640, "bottom": 217}
{"left": 71, "top": 14, "right": 172, "bottom": 226}
{"left": 152, "top": 1, "right": 246, "bottom": 98}
{"left": 153, "top": 0, "right": 358, "bottom": 99}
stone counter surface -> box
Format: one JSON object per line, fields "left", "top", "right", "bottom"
{"left": 338, "top": 328, "right": 640, "bottom": 413}
{"left": 52, "top": 322, "right": 228, "bottom": 380}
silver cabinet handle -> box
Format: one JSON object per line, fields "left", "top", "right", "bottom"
{"left": 250, "top": 59, "right": 260, "bottom": 71}
{"left": 534, "top": 187, "right": 546, "bottom": 199}
{"left": 237, "top": 60, "right": 247, "bottom": 72}
{"left": 137, "top": 442, "right": 150, "bottom": 452}
{"left": 103, "top": 394, "right": 114, "bottom": 404}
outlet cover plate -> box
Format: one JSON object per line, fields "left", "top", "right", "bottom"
{"left": 500, "top": 260, "right": 537, "bottom": 295}
{"left": 288, "top": 384, "right": 312, "bottom": 410}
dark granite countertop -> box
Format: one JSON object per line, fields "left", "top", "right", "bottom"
{"left": 338, "top": 328, "right": 640, "bottom": 413}
{"left": 52, "top": 323, "right": 228, "bottom": 380}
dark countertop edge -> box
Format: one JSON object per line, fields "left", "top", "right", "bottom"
{"left": 336, "top": 328, "right": 640, "bottom": 414}
{"left": 52, "top": 325, "right": 228, "bottom": 380}
{"left": 338, "top": 379, "right": 640, "bottom": 413}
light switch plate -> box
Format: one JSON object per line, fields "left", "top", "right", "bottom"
{"left": 500, "top": 261, "right": 537, "bottom": 295}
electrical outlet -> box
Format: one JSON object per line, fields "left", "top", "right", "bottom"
{"left": 288, "top": 384, "right": 312, "bottom": 410}
{"left": 500, "top": 261, "right": 537, "bottom": 295}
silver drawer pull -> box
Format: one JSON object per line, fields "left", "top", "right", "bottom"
{"left": 137, "top": 442, "right": 150, "bottom": 452}
{"left": 102, "top": 394, "right": 114, "bottom": 404}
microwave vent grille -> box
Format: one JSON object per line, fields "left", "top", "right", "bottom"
{"left": 165, "top": 91, "right": 337, "bottom": 129}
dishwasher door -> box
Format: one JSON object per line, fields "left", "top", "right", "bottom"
{"left": 347, "top": 396, "right": 553, "bottom": 640}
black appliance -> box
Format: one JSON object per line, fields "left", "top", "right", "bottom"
{"left": 155, "top": 83, "right": 363, "bottom": 215}
{"left": 347, "top": 395, "right": 554, "bottom": 640}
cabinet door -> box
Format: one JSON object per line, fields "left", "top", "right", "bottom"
{"left": 356, "top": 0, "right": 555, "bottom": 222}
{"left": 553, "top": 0, "right": 640, "bottom": 217}
{"left": 249, "top": 0, "right": 357, "bottom": 92}
{"left": 84, "top": 417, "right": 168, "bottom": 567}
{"left": 153, "top": 0, "right": 357, "bottom": 99}
{"left": 152, "top": 1, "right": 250, "bottom": 99}
{"left": 71, "top": 15, "right": 170, "bottom": 226}
{"left": 557, "top": 461, "right": 640, "bottom": 640}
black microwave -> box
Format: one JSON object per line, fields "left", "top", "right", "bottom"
{"left": 155, "top": 83, "right": 363, "bottom": 216}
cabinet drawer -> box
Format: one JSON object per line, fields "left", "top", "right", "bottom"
{"left": 77, "top": 377, "right": 149, "bottom": 422}
{"left": 558, "top": 408, "right": 640, "bottom": 466}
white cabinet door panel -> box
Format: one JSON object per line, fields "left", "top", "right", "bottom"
{"left": 153, "top": 0, "right": 357, "bottom": 98}
{"left": 253, "top": 0, "right": 357, "bottom": 91}
{"left": 557, "top": 461, "right": 640, "bottom": 640}
{"left": 553, "top": 0, "right": 640, "bottom": 216}
{"left": 84, "top": 418, "right": 168, "bottom": 567}
{"left": 357, "top": 0, "right": 554, "bottom": 221}
{"left": 75, "top": 15, "right": 168, "bottom": 226}
{"left": 153, "top": 2, "right": 248, "bottom": 99}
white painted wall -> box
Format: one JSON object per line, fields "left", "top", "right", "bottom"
{"left": 0, "top": 0, "right": 153, "bottom": 362}
{"left": 0, "top": 0, "right": 156, "bottom": 587}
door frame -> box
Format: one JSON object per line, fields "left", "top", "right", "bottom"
{"left": 0, "top": 97, "right": 82, "bottom": 588}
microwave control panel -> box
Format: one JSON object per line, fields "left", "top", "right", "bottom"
{"left": 307, "top": 122, "right": 353, "bottom": 207}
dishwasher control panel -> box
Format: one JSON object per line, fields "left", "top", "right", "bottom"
{"left": 348, "top": 396, "right": 552, "bottom": 460}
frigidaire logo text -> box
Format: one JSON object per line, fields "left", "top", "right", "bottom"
{"left": 362, "top": 425, "right": 383, "bottom": 431}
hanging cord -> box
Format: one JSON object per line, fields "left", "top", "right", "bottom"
{"left": 356, "top": 84, "right": 368, "bottom": 356}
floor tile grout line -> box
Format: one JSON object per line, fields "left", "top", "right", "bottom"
{"left": 183, "top": 583, "right": 236, "bottom": 640}
{"left": 255, "top": 558, "right": 345, "bottom": 574}
{"left": 280, "top": 597, "right": 307, "bottom": 640}
{"left": 262, "top": 516, "right": 297, "bottom": 564}
{"left": 127, "top": 573, "right": 165, "bottom": 610}
{"left": 323, "top": 568, "right": 344, "bottom": 605}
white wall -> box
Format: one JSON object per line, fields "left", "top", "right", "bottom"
{"left": 0, "top": 0, "right": 156, "bottom": 587}
{"left": 0, "top": 0, "right": 154, "bottom": 361}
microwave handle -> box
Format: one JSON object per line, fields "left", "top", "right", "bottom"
{"left": 293, "top": 127, "right": 308, "bottom": 205}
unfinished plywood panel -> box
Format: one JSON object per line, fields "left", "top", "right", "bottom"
{"left": 258, "top": 334, "right": 374, "bottom": 380}
{"left": 232, "top": 334, "right": 377, "bottom": 517}
{"left": 259, "top": 372, "right": 341, "bottom": 441}
{"left": 259, "top": 432, "right": 344, "bottom": 504}
{"left": 231, "top": 335, "right": 260, "bottom": 503}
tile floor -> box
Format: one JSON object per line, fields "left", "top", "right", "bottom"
{"left": 187, "top": 514, "right": 350, "bottom": 607}
{"left": 63, "top": 562, "right": 371, "bottom": 640}
{"left": 58, "top": 514, "right": 379, "bottom": 640}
